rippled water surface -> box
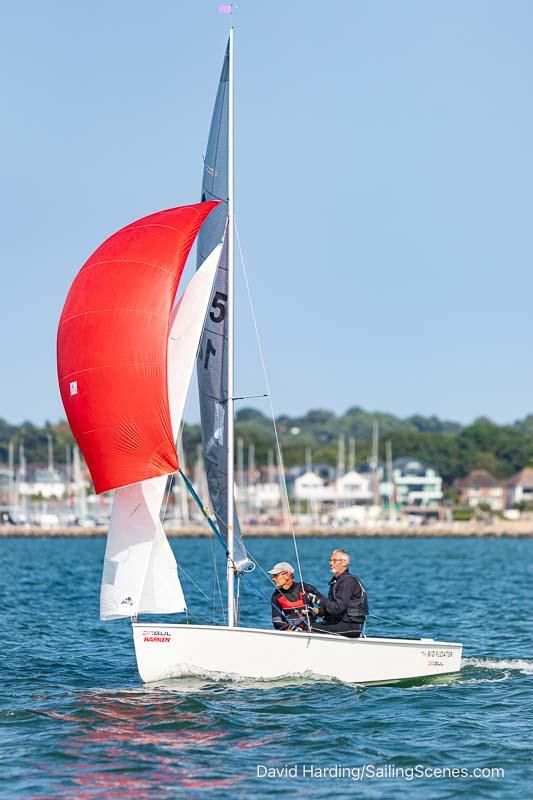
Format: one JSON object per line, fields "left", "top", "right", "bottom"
{"left": 1, "top": 536, "right": 532, "bottom": 798}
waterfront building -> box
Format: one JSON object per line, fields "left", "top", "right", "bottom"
{"left": 356, "top": 461, "right": 398, "bottom": 506}
{"left": 19, "top": 466, "right": 67, "bottom": 500}
{"left": 454, "top": 469, "right": 505, "bottom": 511}
{"left": 292, "top": 470, "right": 334, "bottom": 503}
{"left": 0, "top": 465, "right": 11, "bottom": 508}
{"left": 292, "top": 468, "right": 380, "bottom": 507}
{"left": 392, "top": 457, "right": 443, "bottom": 507}
{"left": 505, "top": 467, "right": 533, "bottom": 508}
{"left": 335, "top": 470, "right": 373, "bottom": 504}
{"left": 235, "top": 481, "right": 281, "bottom": 513}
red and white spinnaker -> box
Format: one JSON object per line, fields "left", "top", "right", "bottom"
{"left": 57, "top": 202, "right": 221, "bottom": 619}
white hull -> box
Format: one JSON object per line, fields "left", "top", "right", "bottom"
{"left": 132, "top": 623, "right": 462, "bottom": 686}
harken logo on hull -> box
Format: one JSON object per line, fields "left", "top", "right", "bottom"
{"left": 142, "top": 629, "right": 171, "bottom": 643}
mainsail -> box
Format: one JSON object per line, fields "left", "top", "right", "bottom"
{"left": 196, "top": 41, "right": 249, "bottom": 568}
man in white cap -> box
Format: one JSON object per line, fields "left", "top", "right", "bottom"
{"left": 268, "top": 562, "right": 321, "bottom": 632}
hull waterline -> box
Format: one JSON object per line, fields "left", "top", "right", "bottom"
{"left": 132, "top": 623, "right": 463, "bottom": 686}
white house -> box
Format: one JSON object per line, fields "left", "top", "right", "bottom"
{"left": 293, "top": 471, "right": 334, "bottom": 502}
{"left": 292, "top": 469, "right": 374, "bottom": 507}
{"left": 505, "top": 467, "right": 533, "bottom": 508}
{"left": 19, "top": 467, "right": 67, "bottom": 500}
{"left": 454, "top": 470, "right": 505, "bottom": 511}
{"left": 335, "top": 470, "right": 373, "bottom": 504}
{"left": 236, "top": 482, "right": 281, "bottom": 512}
{"left": 392, "top": 458, "right": 443, "bottom": 507}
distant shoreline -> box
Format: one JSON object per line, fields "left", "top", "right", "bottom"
{"left": 2, "top": 523, "right": 532, "bottom": 538}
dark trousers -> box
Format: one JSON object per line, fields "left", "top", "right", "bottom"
{"left": 311, "top": 620, "right": 363, "bottom": 639}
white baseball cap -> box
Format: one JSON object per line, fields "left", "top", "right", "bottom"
{"left": 267, "top": 561, "right": 295, "bottom": 575}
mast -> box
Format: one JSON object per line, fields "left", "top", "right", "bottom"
{"left": 8, "top": 439, "right": 15, "bottom": 517}
{"left": 226, "top": 26, "right": 236, "bottom": 627}
{"left": 371, "top": 420, "right": 380, "bottom": 507}
{"left": 386, "top": 439, "right": 394, "bottom": 517}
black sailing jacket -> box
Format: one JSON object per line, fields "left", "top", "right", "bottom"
{"left": 320, "top": 570, "right": 368, "bottom": 624}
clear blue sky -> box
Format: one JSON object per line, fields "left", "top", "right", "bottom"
{"left": 1, "top": 1, "right": 531, "bottom": 427}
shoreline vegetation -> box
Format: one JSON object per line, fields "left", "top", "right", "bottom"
{"left": 2, "top": 407, "right": 533, "bottom": 485}
{"left": 3, "top": 521, "right": 533, "bottom": 538}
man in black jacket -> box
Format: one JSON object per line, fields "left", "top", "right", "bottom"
{"left": 307, "top": 549, "right": 368, "bottom": 638}
{"left": 269, "top": 562, "right": 321, "bottom": 631}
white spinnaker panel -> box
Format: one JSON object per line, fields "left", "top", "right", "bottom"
{"left": 100, "top": 245, "right": 221, "bottom": 620}
{"left": 137, "top": 523, "right": 185, "bottom": 613}
{"left": 100, "top": 478, "right": 175, "bottom": 620}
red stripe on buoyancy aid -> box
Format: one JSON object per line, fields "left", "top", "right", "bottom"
{"left": 277, "top": 591, "right": 306, "bottom": 610}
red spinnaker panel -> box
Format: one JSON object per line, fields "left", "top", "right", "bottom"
{"left": 57, "top": 202, "right": 219, "bottom": 494}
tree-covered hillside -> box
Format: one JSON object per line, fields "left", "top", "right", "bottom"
{"left": 1, "top": 408, "right": 532, "bottom": 486}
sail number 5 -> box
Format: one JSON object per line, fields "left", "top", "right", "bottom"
{"left": 209, "top": 291, "right": 227, "bottom": 323}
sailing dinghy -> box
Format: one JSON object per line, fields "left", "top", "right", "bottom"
{"left": 57, "top": 31, "right": 462, "bottom": 685}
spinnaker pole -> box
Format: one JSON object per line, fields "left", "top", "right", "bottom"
{"left": 226, "top": 26, "right": 236, "bottom": 627}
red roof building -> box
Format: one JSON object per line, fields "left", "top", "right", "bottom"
{"left": 454, "top": 470, "right": 506, "bottom": 511}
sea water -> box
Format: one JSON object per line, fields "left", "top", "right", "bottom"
{"left": 1, "top": 536, "right": 531, "bottom": 798}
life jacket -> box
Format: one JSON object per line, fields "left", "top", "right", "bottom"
{"left": 277, "top": 591, "right": 307, "bottom": 611}
{"left": 329, "top": 573, "right": 368, "bottom": 623}
{"left": 276, "top": 588, "right": 310, "bottom": 626}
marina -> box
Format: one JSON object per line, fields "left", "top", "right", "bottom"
{"left": 2, "top": 520, "right": 533, "bottom": 537}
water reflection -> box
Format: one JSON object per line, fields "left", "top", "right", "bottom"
{"left": 39, "top": 688, "right": 253, "bottom": 797}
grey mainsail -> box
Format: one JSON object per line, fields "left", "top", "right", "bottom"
{"left": 196, "top": 41, "right": 249, "bottom": 568}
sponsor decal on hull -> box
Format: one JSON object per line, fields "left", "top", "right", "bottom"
{"left": 142, "top": 629, "right": 171, "bottom": 643}
{"left": 420, "top": 649, "right": 454, "bottom": 658}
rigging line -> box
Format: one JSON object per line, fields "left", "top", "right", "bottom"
{"left": 160, "top": 326, "right": 204, "bottom": 526}
{"left": 177, "top": 563, "right": 211, "bottom": 603}
{"left": 179, "top": 469, "right": 229, "bottom": 554}
{"left": 181, "top": 495, "right": 309, "bottom": 625}
{"left": 368, "top": 613, "right": 417, "bottom": 630}
{"left": 196, "top": 500, "right": 268, "bottom": 604}
{"left": 234, "top": 219, "right": 310, "bottom": 630}
{"left": 160, "top": 471, "right": 175, "bottom": 525}
{"left": 208, "top": 520, "right": 227, "bottom": 625}
{"left": 159, "top": 419, "right": 185, "bottom": 527}
{"left": 180, "top": 470, "right": 278, "bottom": 612}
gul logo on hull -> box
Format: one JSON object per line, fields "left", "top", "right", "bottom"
{"left": 142, "top": 629, "right": 171, "bottom": 643}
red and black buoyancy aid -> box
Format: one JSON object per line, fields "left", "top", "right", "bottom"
{"left": 274, "top": 582, "right": 318, "bottom": 628}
